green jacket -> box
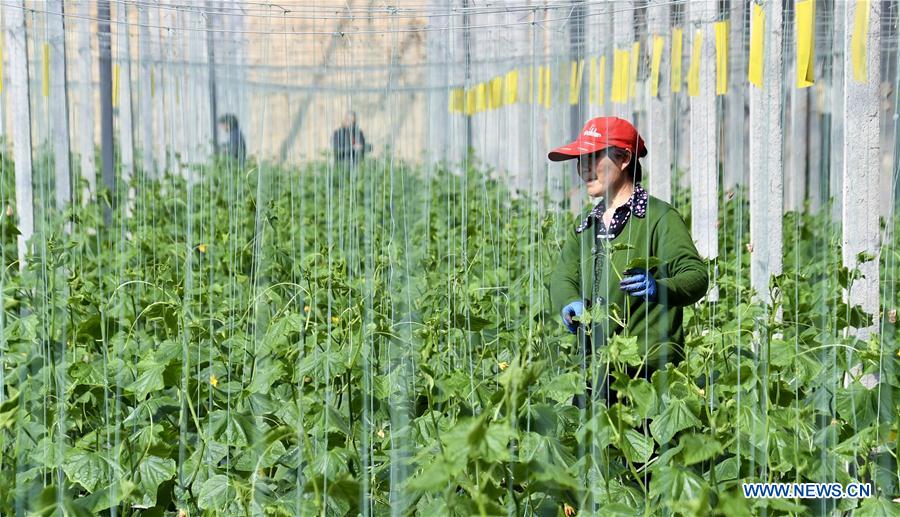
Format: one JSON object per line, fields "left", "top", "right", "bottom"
{"left": 548, "top": 195, "right": 708, "bottom": 366}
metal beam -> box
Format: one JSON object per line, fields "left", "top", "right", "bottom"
{"left": 277, "top": 4, "right": 356, "bottom": 160}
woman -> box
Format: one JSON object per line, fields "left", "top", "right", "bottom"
{"left": 218, "top": 113, "right": 247, "bottom": 165}
{"left": 547, "top": 117, "right": 708, "bottom": 402}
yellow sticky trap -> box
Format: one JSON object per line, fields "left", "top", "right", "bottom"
{"left": 795, "top": 0, "right": 815, "bottom": 88}
{"left": 569, "top": 60, "right": 584, "bottom": 105}
{"left": 748, "top": 3, "right": 765, "bottom": 88}
{"left": 576, "top": 60, "right": 585, "bottom": 104}
{"left": 714, "top": 21, "right": 728, "bottom": 95}
{"left": 588, "top": 57, "right": 598, "bottom": 104}
{"left": 544, "top": 66, "right": 553, "bottom": 108}
{"left": 598, "top": 55, "right": 606, "bottom": 106}
{"left": 489, "top": 77, "right": 503, "bottom": 109}
{"left": 465, "top": 88, "right": 476, "bottom": 115}
{"left": 151, "top": 69, "right": 156, "bottom": 98}
{"left": 650, "top": 35, "right": 664, "bottom": 98}
{"left": 671, "top": 28, "right": 683, "bottom": 93}
{"left": 504, "top": 69, "right": 518, "bottom": 105}
{"left": 688, "top": 30, "right": 702, "bottom": 97}
{"left": 475, "top": 82, "right": 487, "bottom": 112}
{"left": 568, "top": 61, "right": 578, "bottom": 105}
{"left": 851, "top": 0, "right": 870, "bottom": 83}
{"left": 42, "top": 43, "right": 50, "bottom": 98}
{"left": 629, "top": 42, "right": 640, "bottom": 99}
{"left": 530, "top": 67, "right": 538, "bottom": 104}
{"left": 449, "top": 88, "right": 464, "bottom": 113}
{"left": 112, "top": 64, "right": 120, "bottom": 107}
{"left": 611, "top": 48, "right": 630, "bottom": 103}
{"left": 536, "top": 66, "right": 544, "bottom": 105}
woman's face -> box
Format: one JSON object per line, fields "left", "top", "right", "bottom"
{"left": 577, "top": 151, "right": 629, "bottom": 198}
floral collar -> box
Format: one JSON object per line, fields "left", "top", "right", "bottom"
{"left": 575, "top": 184, "right": 648, "bottom": 234}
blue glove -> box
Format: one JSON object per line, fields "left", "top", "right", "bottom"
{"left": 620, "top": 269, "right": 658, "bottom": 301}
{"left": 561, "top": 300, "right": 584, "bottom": 334}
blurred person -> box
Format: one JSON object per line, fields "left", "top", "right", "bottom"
{"left": 332, "top": 111, "right": 368, "bottom": 165}
{"left": 547, "top": 117, "right": 708, "bottom": 408}
{"left": 218, "top": 113, "right": 246, "bottom": 164}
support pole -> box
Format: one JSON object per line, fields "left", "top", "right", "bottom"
{"left": 98, "top": 0, "right": 116, "bottom": 221}
{"left": 842, "top": 0, "right": 881, "bottom": 338}
{"left": 425, "top": 0, "right": 447, "bottom": 168}
{"left": 4, "top": 0, "right": 34, "bottom": 269}
{"left": 117, "top": 1, "right": 136, "bottom": 211}
{"left": 47, "top": 0, "right": 71, "bottom": 212}
{"left": 786, "top": 87, "right": 809, "bottom": 213}
{"left": 830, "top": 0, "right": 846, "bottom": 221}
{"left": 724, "top": 0, "right": 745, "bottom": 189}
{"left": 207, "top": 1, "right": 219, "bottom": 155}
{"left": 749, "top": 0, "right": 784, "bottom": 305}
{"left": 138, "top": 3, "right": 156, "bottom": 177}
{"left": 151, "top": 3, "right": 167, "bottom": 176}
{"left": 647, "top": 0, "right": 672, "bottom": 203}
{"left": 76, "top": 0, "right": 97, "bottom": 203}
{"left": 689, "top": 0, "right": 718, "bottom": 300}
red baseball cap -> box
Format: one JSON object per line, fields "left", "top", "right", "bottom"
{"left": 548, "top": 116, "right": 647, "bottom": 162}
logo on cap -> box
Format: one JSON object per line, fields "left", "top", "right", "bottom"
{"left": 583, "top": 126, "right": 601, "bottom": 138}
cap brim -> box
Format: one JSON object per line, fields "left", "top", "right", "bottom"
{"left": 547, "top": 142, "right": 610, "bottom": 162}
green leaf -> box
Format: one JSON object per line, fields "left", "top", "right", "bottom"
{"left": 29, "top": 485, "right": 94, "bottom": 517}
{"left": 650, "top": 398, "right": 702, "bottom": 445}
{"left": 597, "top": 503, "right": 640, "bottom": 516}
{"left": 540, "top": 372, "right": 583, "bottom": 403}
{"left": 711, "top": 457, "right": 740, "bottom": 483}
{"left": 451, "top": 312, "right": 494, "bottom": 331}
{"left": 197, "top": 475, "right": 236, "bottom": 510}
{"left": 649, "top": 465, "right": 707, "bottom": 502}
{"left": 81, "top": 480, "right": 138, "bottom": 513}
{"left": 853, "top": 497, "right": 900, "bottom": 517}
{"left": 625, "top": 378, "right": 658, "bottom": 419}
{"left": 856, "top": 250, "right": 877, "bottom": 264}
{"left": 606, "top": 334, "right": 642, "bottom": 367}
{"left": 127, "top": 363, "right": 165, "bottom": 400}
{"left": 619, "top": 429, "right": 653, "bottom": 464}
{"left": 63, "top": 450, "right": 109, "bottom": 492}
{"left": 624, "top": 256, "right": 662, "bottom": 273}
{"left": 0, "top": 391, "right": 20, "bottom": 430}
{"left": 136, "top": 456, "right": 176, "bottom": 506}
{"left": 248, "top": 359, "right": 284, "bottom": 394}
{"left": 678, "top": 434, "right": 722, "bottom": 466}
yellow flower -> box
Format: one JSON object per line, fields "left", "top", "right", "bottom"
{"left": 209, "top": 374, "right": 218, "bottom": 387}
{"left": 179, "top": 510, "right": 188, "bottom": 517}
{"left": 377, "top": 429, "right": 385, "bottom": 439}
{"left": 831, "top": 418, "right": 840, "bottom": 426}
{"left": 563, "top": 503, "right": 576, "bottom": 516}
{"left": 498, "top": 361, "right": 509, "bottom": 371}
{"left": 5, "top": 205, "right": 12, "bottom": 217}
{"left": 197, "top": 243, "right": 207, "bottom": 253}
{"left": 331, "top": 316, "right": 340, "bottom": 325}
{"left": 304, "top": 305, "right": 311, "bottom": 313}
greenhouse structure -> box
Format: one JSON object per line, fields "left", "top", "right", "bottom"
{"left": 0, "top": 0, "right": 898, "bottom": 515}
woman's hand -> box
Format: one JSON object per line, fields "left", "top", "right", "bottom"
{"left": 620, "top": 269, "right": 658, "bottom": 301}
{"left": 561, "top": 300, "right": 584, "bottom": 334}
